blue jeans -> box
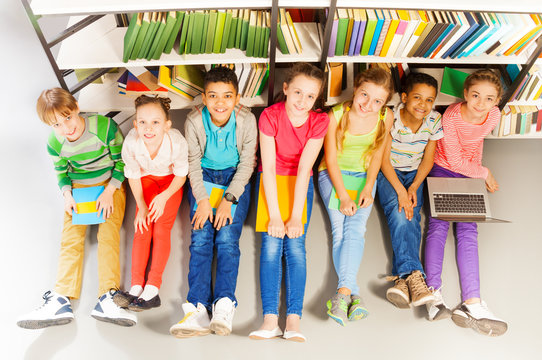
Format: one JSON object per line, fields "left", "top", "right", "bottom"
{"left": 186, "top": 167, "right": 251, "bottom": 311}
{"left": 257, "top": 173, "right": 314, "bottom": 317}
{"left": 377, "top": 170, "right": 425, "bottom": 278}
{"left": 318, "top": 170, "right": 375, "bottom": 295}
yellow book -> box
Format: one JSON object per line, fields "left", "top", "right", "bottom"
{"left": 343, "top": 9, "right": 355, "bottom": 55}
{"left": 400, "top": 12, "right": 428, "bottom": 57}
{"left": 503, "top": 19, "right": 542, "bottom": 56}
{"left": 157, "top": 65, "right": 193, "bottom": 100}
{"left": 286, "top": 10, "right": 302, "bottom": 53}
{"left": 380, "top": 10, "right": 400, "bottom": 56}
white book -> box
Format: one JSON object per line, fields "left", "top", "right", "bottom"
{"left": 238, "top": 63, "right": 252, "bottom": 96}
{"left": 433, "top": 12, "right": 470, "bottom": 59}
{"left": 400, "top": 11, "right": 427, "bottom": 58}
{"left": 459, "top": 13, "right": 494, "bottom": 58}
{"left": 386, "top": 10, "right": 408, "bottom": 58}
{"left": 394, "top": 10, "right": 420, "bottom": 57}
{"left": 489, "top": 14, "right": 529, "bottom": 56}
{"left": 471, "top": 13, "right": 510, "bottom": 57}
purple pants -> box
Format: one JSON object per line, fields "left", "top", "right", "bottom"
{"left": 425, "top": 164, "right": 480, "bottom": 301}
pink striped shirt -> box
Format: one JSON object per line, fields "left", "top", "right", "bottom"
{"left": 434, "top": 102, "right": 500, "bottom": 179}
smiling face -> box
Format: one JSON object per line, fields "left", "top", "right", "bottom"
{"left": 283, "top": 74, "right": 322, "bottom": 121}
{"left": 351, "top": 81, "right": 389, "bottom": 117}
{"left": 51, "top": 107, "right": 85, "bottom": 142}
{"left": 202, "top": 81, "right": 240, "bottom": 126}
{"left": 463, "top": 81, "right": 500, "bottom": 120}
{"left": 401, "top": 83, "right": 437, "bottom": 121}
{"left": 134, "top": 103, "right": 171, "bottom": 146}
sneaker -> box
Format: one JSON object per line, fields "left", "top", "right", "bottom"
{"left": 406, "top": 271, "right": 435, "bottom": 307}
{"left": 452, "top": 300, "right": 508, "bottom": 337}
{"left": 426, "top": 287, "right": 452, "bottom": 321}
{"left": 170, "top": 302, "right": 211, "bottom": 338}
{"left": 210, "top": 297, "right": 236, "bottom": 336}
{"left": 348, "top": 295, "right": 369, "bottom": 321}
{"left": 326, "top": 293, "right": 350, "bottom": 326}
{"left": 386, "top": 277, "right": 410, "bottom": 309}
{"left": 127, "top": 295, "right": 161, "bottom": 312}
{"left": 16, "top": 291, "right": 74, "bottom": 329}
{"left": 111, "top": 289, "right": 138, "bottom": 309}
{"left": 91, "top": 291, "right": 137, "bottom": 327}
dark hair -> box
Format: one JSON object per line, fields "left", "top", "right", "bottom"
{"left": 274, "top": 62, "right": 326, "bottom": 109}
{"left": 403, "top": 72, "right": 438, "bottom": 94}
{"left": 134, "top": 95, "right": 171, "bottom": 119}
{"left": 203, "top": 66, "right": 239, "bottom": 94}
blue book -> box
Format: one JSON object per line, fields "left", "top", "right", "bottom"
{"left": 72, "top": 186, "right": 105, "bottom": 225}
{"left": 460, "top": 13, "right": 498, "bottom": 58}
{"left": 449, "top": 12, "right": 487, "bottom": 58}
{"left": 442, "top": 12, "right": 480, "bottom": 59}
{"left": 193, "top": 181, "right": 237, "bottom": 219}
{"left": 423, "top": 14, "right": 455, "bottom": 58}
{"left": 348, "top": 19, "right": 360, "bottom": 56}
{"left": 368, "top": 10, "right": 385, "bottom": 55}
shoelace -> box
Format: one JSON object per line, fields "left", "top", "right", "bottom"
{"left": 407, "top": 272, "right": 428, "bottom": 296}
{"left": 38, "top": 290, "right": 53, "bottom": 308}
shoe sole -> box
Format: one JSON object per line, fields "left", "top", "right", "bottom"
{"left": 210, "top": 321, "right": 232, "bottom": 336}
{"left": 248, "top": 334, "right": 281, "bottom": 340}
{"left": 428, "top": 307, "right": 452, "bottom": 321}
{"left": 127, "top": 304, "right": 160, "bottom": 312}
{"left": 326, "top": 309, "right": 347, "bottom": 326}
{"left": 170, "top": 327, "right": 211, "bottom": 338}
{"left": 348, "top": 306, "right": 369, "bottom": 321}
{"left": 284, "top": 336, "right": 306, "bottom": 343}
{"left": 386, "top": 292, "right": 410, "bottom": 309}
{"left": 17, "top": 317, "right": 73, "bottom": 329}
{"left": 451, "top": 313, "right": 508, "bottom": 337}
{"left": 91, "top": 314, "right": 136, "bottom": 327}
{"left": 411, "top": 294, "right": 436, "bottom": 307}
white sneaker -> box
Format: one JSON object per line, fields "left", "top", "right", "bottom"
{"left": 210, "top": 297, "right": 236, "bottom": 336}
{"left": 426, "top": 288, "right": 452, "bottom": 321}
{"left": 170, "top": 302, "right": 211, "bottom": 338}
{"left": 91, "top": 291, "right": 137, "bottom": 327}
{"left": 452, "top": 300, "right": 508, "bottom": 336}
{"left": 17, "top": 291, "right": 74, "bottom": 329}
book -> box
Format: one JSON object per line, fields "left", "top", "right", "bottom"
{"left": 245, "top": 10, "right": 258, "bottom": 57}
{"left": 193, "top": 181, "right": 237, "bottom": 218}
{"left": 448, "top": 12, "right": 486, "bottom": 59}
{"left": 276, "top": 12, "right": 289, "bottom": 54}
{"left": 286, "top": 10, "right": 302, "bottom": 54}
{"left": 380, "top": 10, "right": 400, "bottom": 57}
{"left": 200, "top": 10, "right": 209, "bottom": 54}
{"left": 442, "top": 11, "right": 480, "bottom": 59}
{"left": 409, "top": 11, "right": 437, "bottom": 57}
{"left": 328, "top": 8, "right": 339, "bottom": 56}
{"left": 163, "top": 11, "right": 185, "bottom": 54}
{"left": 146, "top": 12, "right": 166, "bottom": 60}
{"left": 423, "top": 11, "right": 455, "bottom": 58}
{"left": 327, "top": 62, "right": 343, "bottom": 98}
{"left": 458, "top": 12, "right": 496, "bottom": 58}
{"left": 228, "top": 9, "right": 239, "bottom": 49}
{"left": 386, "top": 10, "right": 409, "bottom": 58}
{"left": 151, "top": 11, "right": 178, "bottom": 60}
{"left": 157, "top": 65, "right": 194, "bottom": 99}
{"left": 368, "top": 9, "right": 385, "bottom": 56}
{"left": 235, "top": 9, "right": 244, "bottom": 49}
{"left": 178, "top": 11, "right": 191, "bottom": 55}
{"left": 252, "top": 11, "right": 262, "bottom": 58}
{"left": 262, "top": 12, "right": 271, "bottom": 58}
{"left": 189, "top": 10, "right": 205, "bottom": 55}
{"left": 440, "top": 67, "right": 469, "bottom": 98}
{"left": 394, "top": 10, "right": 420, "bottom": 57}
{"left": 430, "top": 11, "right": 462, "bottom": 58}
{"left": 280, "top": 9, "right": 297, "bottom": 54}
{"left": 130, "top": 12, "right": 150, "bottom": 60}
{"left": 172, "top": 65, "right": 204, "bottom": 96}
{"left": 373, "top": 9, "right": 390, "bottom": 56}
{"left": 213, "top": 10, "right": 226, "bottom": 54}
{"left": 205, "top": 10, "right": 218, "bottom": 54}
{"left": 353, "top": 9, "right": 366, "bottom": 55}
{"left": 400, "top": 11, "right": 428, "bottom": 57}
{"left": 220, "top": 9, "right": 233, "bottom": 53}
{"left": 122, "top": 13, "right": 141, "bottom": 62}
{"left": 343, "top": 9, "right": 355, "bottom": 55}
{"left": 327, "top": 174, "right": 367, "bottom": 211}
{"left": 240, "top": 9, "right": 250, "bottom": 51}
{"left": 72, "top": 186, "right": 105, "bottom": 225}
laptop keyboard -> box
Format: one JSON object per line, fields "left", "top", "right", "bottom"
{"left": 433, "top": 193, "right": 486, "bottom": 214}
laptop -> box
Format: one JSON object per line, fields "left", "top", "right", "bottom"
{"left": 426, "top": 177, "right": 509, "bottom": 223}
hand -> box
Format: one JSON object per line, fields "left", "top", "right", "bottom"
{"left": 339, "top": 196, "right": 357, "bottom": 216}
{"left": 214, "top": 199, "right": 233, "bottom": 230}
{"left": 96, "top": 186, "right": 116, "bottom": 219}
{"left": 267, "top": 216, "right": 285, "bottom": 239}
{"left": 285, "top": 217, "right": 303, "bottom": 239}
{"left": 397, "top": 188, "right": 414, "bottom": 221}
{"left": 485, "top": 169, "right": 499, "bottom": 193}
{"left": 358, "top": 187, "right": 374, "bottom": 209}
{"left": 148, "top": 192, "right": 169, "bottom": 222}
{"left": 63, "top": 191, "right": 77, "bottom": 216}
{"left": 134, "top": 205, "right": 149, "bottom": 233}
{"left": 407, "top": 184, "right": 418, "bottom": 208}
{"left": 192, "top": 199, "right": 213, "bottom": 230}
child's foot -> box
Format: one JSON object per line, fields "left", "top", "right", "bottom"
{"left": 111, "top": 289, "right": 138, "bottom": 308}
{"left": 16, "top": 291, "right": 74, "bottom": 329}
{"left": 348, "top": 295, "right": 369, "bottom": 321}
{"left": 284, "top": 314, "right": 305, "bottom": 342}
{"left": 406, "top": 270, "right": 435, "bottom": 307}
{"left": 210, "top": 297, "right": 236, "bottom": 336}
{"left": 452, "top": 300, "right": 508, "bottom": 336}
{"left": 91, "top": 290, "right": 137, "bottom": 327}
{"left": 326, "top": 293, "right": 350, "bottom": 326}
{"left": 386, "top": 277, "right": 410, "bottom": 309}
{"left": 170, "top": 302, "right": 211, "bottom": 338}
{"left": 426, "top": 288, "right": 452, "bottom": 321}
{"left": 127, "top": 295, "right": 161, "bottom": 312}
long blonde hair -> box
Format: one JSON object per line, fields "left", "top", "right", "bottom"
{"left": 335, "top": 68, "right": 393, "bottom": 169}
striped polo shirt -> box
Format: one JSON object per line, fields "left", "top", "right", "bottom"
{"left": 390, "top": 104, "right": 443, "bottom": 172}
{"left": 47, "top": 114, "right": 125, "bottom": 193}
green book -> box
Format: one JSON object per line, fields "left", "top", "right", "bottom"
{"left": 123, "top": 13, "right": 141, "bottom": 62}
{"left": 200, "top": 10, "right": 209, "bottom": 54}
{"left": 178, "top": 11, "right": 191, "bottom": 54}
{"left": 240, "top": 9, "right": 250, "bottom": 50}
{"left": 276, "top": 14, "right": 289, "bottom": 55}
{"left": 440, "top": 67, "right": 469, "bottom": 98}
{"left": 151, "top": 11, "right": 178, "bottom": 60}
{"left": 228, "top": 10, "right": 239, "bottom": 49}
{"left": 190, "top": 10, "right": 205, "bottom": 55}
{"left": 262, "top": 12, "right": 270, "bottom": 58}
{"left": 185, "top": 11, "right": 195, "bottom": 54}
{"left": 328, "top": 174, "right": 367, "bottom": 210}
{"left": 245, "top": 10, "right": 258, "bottom": 57}
{"left": 146, "top": 13, "right": 167, "bottom": 60}
{"left": 139, "top": 12, "right": 160, "bottom": 58}
{"left": 253, "top": 11, "right": 263, "bottom": 57}
{"left": 361, "top": 10, "right": 377, "bottom": 56}
{"left": 235, "top": 9, "right": 244, "bottom": 48}
{"left": 205, "top": 10, "right": 218, "bottom": 53}
{"left": 256, "top": 64, "right": 269, "bottom": 95}
{"left": 220, "top": 10, "right": 233, "bottom": 53}
{"left": 335, "top": 8, "right": 349, "bottom": 56}
{"left": 163, "top": 11, "right": 185, "bottom": 54}
{"left": 130, "top": 13, "right": 150, "bottom": 60}
{"left": 213, "top": 11, "right": 226, "bottom": 54}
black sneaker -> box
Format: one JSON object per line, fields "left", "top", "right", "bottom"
{"left": 111, "top": 289, "right": 138, "bottom": 309}
{"left": 128, "top": 295, "right": 161, "bottom": 312}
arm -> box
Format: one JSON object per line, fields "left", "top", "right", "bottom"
{"left": 260, "top": 131, "right": 285, "bottom": 239}
{"left": 323, "top": 109, "right": 357, "bottom": 216}
{"left": 286, "top": 137, "right": 324, "bottom": 239}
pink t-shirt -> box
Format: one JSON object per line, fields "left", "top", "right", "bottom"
{"left": 258, "top": 102, "right": 329, "bottom": 176}
{"left": 434, "top": 102, "right": 500, "bottom": 179}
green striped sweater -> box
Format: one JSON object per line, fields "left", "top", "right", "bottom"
{"left": 47, "top": 115, "right": 125, "bottom": 193}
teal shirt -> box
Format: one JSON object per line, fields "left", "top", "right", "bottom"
{"left": 200, "top": 106, "right": 239, "bottom": 170}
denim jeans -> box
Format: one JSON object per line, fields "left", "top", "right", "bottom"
{"left": 318, "top": 169, "right": 375, "bottom": 295}
{"left": 257, "top": 173, "right": 314, "bottom": 317}
{"left": 186, "top": 167, "right": 251, "bottom": 311}
{"left": 377, "top": 169, "right": 425, "bottom": 278}
{"left": 424, "top": 164, "right": 480, "bottom": 301}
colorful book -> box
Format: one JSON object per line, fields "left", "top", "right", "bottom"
{"left": 157, "top": 65, "right": 193, "bottom": 99}
{"left": 343, "top": 9, "right": 355, "bottom": 55}
{"left": 193, "top": 181, "right": 237, "bottom": 218}
{"left": 380, "top": 10, "right": 400, "bottom": 57}
{"left": 430, "top": 11, "right": 461, "bottom": 58}
{"left": 328, "top": 8, "right": 339, "bottom": 56}
{"left": 400, "top": 11, "right": 428, "bottom": 57}
{"left": 353, "top": 9, "right": 367, "bottom": 55}
{"left": 423, "top": 11, "right": 455, "bottom": 58}
{"left": 442, "top": 11, "right": 480, "bottom": 58}
{"left": 220, "top": 9, "right": 233, "bottom": 53}
{"left": 386, "top": 10, "right": 409, "bottom": 58}
{"left": 409, "top": 11, "right": 437, "bottom": 57}
{"left": 440, "top": 67, "right": 470, "bottom": 98}
{"left": 213, "top": 10, "right": 226, "bottom": 54}
{"left": 373, "top": 9, "right": 390, "bottom": 56}
{"left": 368, "top": 9, "right": 385, "bottom": 55}
{"left": 394, "top": 10, "right": 420, "bottom": 57}
{"left": 72, "top": 186, "right": 105, "bottom": 225}
{"left": 327, "top": 174, "right": 367, "bottom": 211}
{"left": 448, "top": 12, "right": 485, "bottom": 59}
{"left": 286, "top": 10, "right": 302, "bottom": 53}
{"left": 458, "top": 12, "right": 496, "bottom": 58}
{"left": 122, "top": 13, "right": 141, "bottom": 62}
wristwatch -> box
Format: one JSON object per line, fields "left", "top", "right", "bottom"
{"left": 224, "top": 192, "right": 238, "bottom": 204}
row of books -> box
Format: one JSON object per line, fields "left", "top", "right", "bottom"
{"left": 507, "top": 64, "right": 542, "bottom": 103}
{"left": 328, "top": 9, "right": 542, "bottom": 59}
{"left": 494, "top": 105, "right": 542, "bottom": 137}
{"left": 276, "top": 9, "right": 303, "bottom": 55}
{"left": 212, "top": 63, "right": 270, "bottom": 98}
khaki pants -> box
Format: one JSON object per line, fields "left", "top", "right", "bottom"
{"left": 55, "top": 181, "right": 126, "bottom": 299}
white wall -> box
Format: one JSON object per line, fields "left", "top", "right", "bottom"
{"left": 4, "top": 1, "right": 542, "bottom": 359}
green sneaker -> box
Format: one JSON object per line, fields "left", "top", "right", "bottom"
{"left": 326, "top": 293, "right": 350, "bottom": 326}
{"left": 348, "top": 295, "right": 369, "bottom": 321}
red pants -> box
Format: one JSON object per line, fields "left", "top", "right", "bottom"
{"left": 131, "top": 174, "right": 183, "bottom": 288}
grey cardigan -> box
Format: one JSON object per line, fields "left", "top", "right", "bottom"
{"left": 184, "top": 103, "right": 258, "bottom": 203}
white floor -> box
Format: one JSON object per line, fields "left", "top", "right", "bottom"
{"left": 3, "top": 1, "right": 542, "bottom": 359}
